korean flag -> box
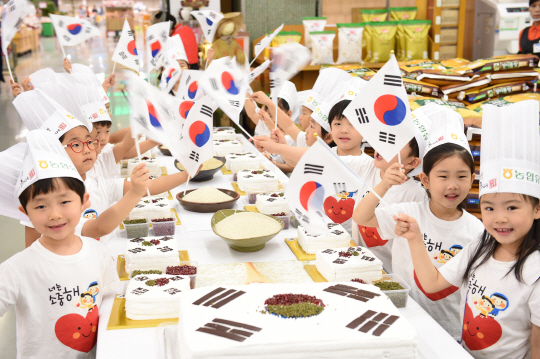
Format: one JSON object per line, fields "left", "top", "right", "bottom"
{"left": 1, "top": 0, "right": 35, "bottom": 53}
{"left": 190, "top": 10, "right": 224, "bottom": 44}
{"left": 145, "top": 21, "right": 170, "bottom": 70}
{"left": 178, "top": 96, "right": 217, "bottom": 178}
{"left": 286, "top": 137, "right": 363, "bottom": 236}
{"left": 343, "top": 53, "right": 415, "bottom": 162}
{"left": 176, "top": 69, "right": 204, "bottom": 101}
{"left": 111, "top": 20, "right": 140, "bottom": 73}
{"left": 253, "top": 24, "right": 283, "bottom": 60}
{"left": 49, "top": 14, "right": 101, "bottom": 47}
{"left": 198, "top": 57, "right": 248, "bottom": 125}
{"left": 269, "top": 43, "right": 311, "bottom": 102}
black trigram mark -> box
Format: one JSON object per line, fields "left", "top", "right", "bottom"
{"left": 361, "top": 255, "right": 376, "bottom": 262}
{"left": 200, "top": 104, "right": 213, "bottom": 117}
{"left": 269, "top": 78, "right": 280, "bottom": 89}
{"left": 209, "top": 12, "right": 217, "bottom": 19}
{"left": 63, "top": 35, "right": 71, "bottom": 42}
{"left": 197, "top": 318, "right": 261, "bottom": 342}
{"left": 333, "top": 182, "right": 346, "bottom": 194}
{"left": 304, "top": 163, "right": 324, "bottom": 175}
{"left": 324, "top": 284, "right": 381, "bottom": 302}
{"left": 147, "top": 34, "right": 154, "bottom": 41}
{"left": 185, "top": 74, "right": 192, "bottom": 85}
{"left": 355, "top": 108, "right": 369, "bottom": 124}
{"left": 164, "top": 288, "right": 182, "bottom": 295}
{"left": 85, "top": 27, "right": 92, "bottom": 34}
{"left": 294, "top": 208, "right": 310, "bottom": 224}
{"left": 379, "top": 132, "right": 396, "bottom": 145}
{"left": 207, "top": 29, "right": 211, "bottom": 35}
{"left": 135, "top": 59, "right": 139, "bottom": 65}
{"left": 158, "top": 246, "right": 173, "bottom": 253}
{"left": 14, "top": 17, "right": 23, "bottom": 28}
{"left": 192, "top": 287, "right": 246, "bottom": 309}
{"left": 346, "top": 310, "right": 399, "bottom": 336}
{"left": 322, "top": 249, "right": 337, "bottom": 254}
{"left": 119, "top": 51, "right": 127, "bottom": 60}
{"left": 383, "top": 74, "right": 402, "bottom": 87}
{"left": 131, "top": 287, "right": 148, "bottom": 295}
{"left": 58, "top": 20, "right": 64, "bottom": 27}
{"left": 159, "top": 31, "right": 168, "bottom": 41}
{"left": 134, "top": 115, "right": 149, "bottom": 130}
{"left": 8, "top": 2, "right": 16, "bottom": 11}
{"left": 333, "top": 258, "right": 348, "bottom": 264}
{"left": 128, "top": 30, "right": 134, "bottom": 37}
{"left": 228, "top": 100, "right": 240, "bottom": 108}
{"left": 189, "top": 151, "right": 199, "bottom": 162}
{"left": 209, "top": 78, "right": 219, "bottom": 91}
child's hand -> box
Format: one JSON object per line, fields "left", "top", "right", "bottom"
{"left": 250, "top": 91, "right": 271, "bottom": 106}
{"left": 394, "top": 213, "right": 423, "bottom": 241}
{"left": 271, "top": 129, "right": 287, "bottom": 144}
{"left": 382, "top": 162, "right": 408, "bottom": 189}
{"left": 21, "top": 77, "right": 34, "bottom": 91}
{"left": 252, "top": 135, "right": 278, "bottom": 153}
{"left": 130, "top": 163, "right": 150, "bottom": 197}
{"left": 63, "top": 57, "right": 72, "bottom": 73}
{"left": 102, "top": 74, "right": 115, "bottom": 90}
{"left": 10, "top": 80, "right": 22, "bottom": 97}
{"left": 206, "top": 47, "right": 214, "bottom": 63}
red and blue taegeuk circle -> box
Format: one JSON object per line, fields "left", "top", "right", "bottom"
{"left": 221, "top": 71, "right": 239, "bottom": 95}
{"left": 299, "top": 181, "right": 325, "bottom": 211}
{"left": 373, "top": 95, "right": 407, "bottom": 126}
{"left": 166, "top": 68, "right": 176, "bottom": 84}
{"left": 206, "top": 18, "right": 213, "bottom": 26}
{"left": 151, "top": 41, "right": 161, "bottom": 58}
{"left": 67, "top": 24, "right": 82, "bottom": 35}
{"left": 188, "top": 81, "right": 199, "bottom": 99}
{"left": 179, "top": 101, "right": 195, "bottom": 119}
{"left": 146, "top": 101, "right": 160, "bottom": 127}
{"left": 189, "top": 121, "right": 211, "bottom": 147}
{"left": 127, "top": 40, "right": 138, "bottom": 56}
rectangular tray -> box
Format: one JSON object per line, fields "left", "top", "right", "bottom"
{"left": 116, "top": 250, "right": 190, "bottom": 281}
{"left": 107, "top": 295, "right": 179, "bottom": 330}
{"left": 304, "top": 265, "right": 386, "bottom": 283}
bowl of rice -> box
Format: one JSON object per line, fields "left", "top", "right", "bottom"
{"left": 211, "top": 210, "right": 284, "bottom": 252}
{"left": 177, "top": 186, "right": 240, "bottom": 213}
{"left": 174, "top": 156, "right": 225, "bottom": 182}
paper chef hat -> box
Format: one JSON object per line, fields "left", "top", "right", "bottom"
{"left": 64, "top": 82, "right": 112, "bottom": 124}
{"left": 13, "top": 89, "right": 92, "bottom": 139}
{"left": 0, "top": 129, "right": 83, "bottom": 222}
{"left": 311, "top": 101, "right": 332, "bottom": 132}
{"left": 28, "top": 68, "right": 58, "bottom": 87}
{"left": 329, "top": 77, "right": 367, "bottom": 104}
{"left": 423, "top": 105, "right": 470, "bottom": 157}
{"left": 479, "top": 100, "right": 540, "bottom": 199}
{"left": 312, "top": 67, "right": 352, "bottom": 98}
{"left": 33, "top": 82, "right": 87, "bottom": 122}
{"left": 71, "top": 63, "right": 96, "bottom": 75}
{"left": 302, "top": 91, "right": 323, "bottom": 112}
{"left": 68, "top": 71, "right": 110, "bottom": 105}
{"left": 408, "top": 104, "right": 440, "bottom": 177}
{"left": 165, "top": 34, "right": 188, "bottom": 63}
{"left": 273, "top": 81, "right": 299, "bottom": 122}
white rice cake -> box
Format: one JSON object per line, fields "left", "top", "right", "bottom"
{"left": 236, "top": 169, "right": 279, "bottom": 192}
{"left": 124, "top": 236, "right": 180, "bottom": 275}
{"left": 316, "top": 246, "right": 383, "bottom": 282}
{"left": 225, "top": 152, "right": 260, "bottom": 172}
{"left": 298, "top": 223, "right": 351, "bottom": 255}
{"left": 213, "top": 140, "right": 243, "bottom": 157}
{"left": 213, "top": 129, "right": 237, "bottom": 141}
{"left": 256, "top": 191, "right": 289, "bottom": 215}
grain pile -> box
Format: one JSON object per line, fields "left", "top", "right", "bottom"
{"left": 176, "top": 158, "right": 223, "bottom": 171}
{"left": 182, "top": 186, "right": 234, "bottom": 203}
{"left": 215, "top": 212, "right": 281, "bottom": 240}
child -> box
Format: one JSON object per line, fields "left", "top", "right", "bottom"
{"left": 395, "top": 101, "right": 540, "bottom": 358}
{"left": 353, "top": 109, "right": 484, "bottom": 340}
{"left": 13, "top": 90, "right": 193, "bottom": 245}
{"left": 0, "top": 129, "right": 139, "bottom": 357}
{"left": 518, "top": 0, "right": 540, "bottom": 54}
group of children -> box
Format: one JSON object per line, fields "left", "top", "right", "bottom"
{"left": 0, "top": 37, "right": 538, "bottom": 358}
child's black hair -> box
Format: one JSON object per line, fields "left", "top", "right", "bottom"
{"left": 19, "top": 177, "right": 86, "bottom": 212}
{"left": 328, "top": 100, "right": 351, "bottom": 127}
{"left": 531, "top": 0, "right": 540, "bottom": 6}
{"left": 463, "top": 194, "right": 540, "bottom": 284}
{"left": 81, "top": 292, "right": 93, "bottom": 299}
{"left": 94, "top": 121, "right": 112, "bottom": 128}
{"left": 422, "top": 143, "right": 475, "bottom": 211}
{"left": 278, "top": 98, "right": 290, "bottom": 113}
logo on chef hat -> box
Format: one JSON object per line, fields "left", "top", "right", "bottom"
{"left": 374, "top": 95, "right": 407, "bottom": 126}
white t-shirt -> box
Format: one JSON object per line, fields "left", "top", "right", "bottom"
{"left": 339, "top": 153, "right": 428, "bottom": 270}
{"left": 439, "top": 241, "right": 540, "bottom": 359}
{"left": 285, "top": 135, "right": 297, "bottom": 147}
{"left": 254, "top": 120, "right": 271, "bottom": 137}
{"left": 87, "top": 144, "right": 120, "bottom": 179}
{"left": 296, "top": 132, "right": 308, "bottom": 148}
{"left": 376, "top": 201, "right": 485, "bottom": 339}
{"left": 0, "top": 237, "right": 119, "bottom": 359}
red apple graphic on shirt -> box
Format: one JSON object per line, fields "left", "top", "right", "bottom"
{"left": 55, "top": 306, "right": 99, "bottom": 353}
{"left": 323, "top": 197, "right": 355, "bottom": 224}
{"left": 414, "top": 270, "right": 459, "bottom": 300}
{"left": 358, "top": 225, "right": 388, "bottom": 247}
{"left": 462, "top": 304, "right": 502, "bottom": 351}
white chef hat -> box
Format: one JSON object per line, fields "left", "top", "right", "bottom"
{"left": 165, "top": 34, "right": 188, "bottom": 63}
{"left": 13, "top": 89, "right": 92, "bottom": 139}
{"left": 302, "top": 90, "right": 323, "bottom": 112}
{"left": 0, "top": 129, "right": 83, "bottom": 222}
{"left": 33, "top": 82, "right": 87, "bottom": 122}
{"left": 28, "top": 68, "right": 58, "bottom": 87}
{"left": 328, "top": 77, "right": 367, "bottom": 104}
{"left": 71, "top": 63, "right": 96, "bottom": 75}
{"left": 272, "top": 81, "right": 299, "bottom": 121}
{"left": 479, "top": 100, "right": 540, "bottom": 199}
{"left": 63, "top": 82, "right": 111, "bottom": 124}
{"left": 408, "top": 104, "right": 443, "bottom": 177}
{"left": 312, "top": 67, "right": 352, "bottom": 98}
{"left": 311, "top": 101, "right": 332, "bottom": 132}
{"left": 68, "top": 72, "right": 110, "bottom": 105}
{"left": 160, "top": 55, "right": 182, "bottom": 93}
{"left": 423, "top": 106, "right": 470, "bottom": 157}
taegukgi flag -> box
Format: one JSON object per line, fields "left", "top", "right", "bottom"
{"left": 343, "top": 53, "right": 415, "bottom": 162}
{"left": 49, "top": 14, "right": 101, "bottom": 47}
{"left": 1, "top": 0, "right": 35, "bottom": 53}
{"left": 111, "top": 20, "right": 139, "bottom": 73}
{"left": 253, "top": 23, "right": 284, "bottom": 60}
{"left": 145, "top": 21, "right": 170, "bottom": 70}
{"left": 190, "top": 10, "right": 224, "bottom": 44}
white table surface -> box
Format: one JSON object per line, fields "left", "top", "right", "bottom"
{"left": 96, "top": 135, "right": 472, "bottom": 359}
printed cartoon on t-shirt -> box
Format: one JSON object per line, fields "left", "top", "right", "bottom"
{"left": 462, "top": 274, "right": 505, "bottom": 351}
{"left": 354, "top": 189, "right": 390, "bottom": 247}
{"left": 414, "top": 233, "right": 459, "bottom": 300}
{"left": 323, "top": 183, "right": 357, "bottom": 224}
{"left": 51, "top": 280, "right": 100, "bottom": 353}
{"left": 83, "top": 209, "right": 98, "bottom": 219}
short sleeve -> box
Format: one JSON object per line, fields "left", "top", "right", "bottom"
{"left": 375, "top": 202, "right": 407, "bottom": 240}
{"left": 0, "top": 261, "right": 20, "bottom": 316}
{"left": 98, "top": 244, "right": 120, "bottom": 294}
{"left": 285, "top": 135, "right": 296, "bottom": 147}
{"left": 105, "top": 178, "right": 125, "bottom": 204}
{"left": 339, "top": 155, "right": 374, "bottom": 178}
{"left": 529, "top": 279, "right": 540, "bottom": 327}
{"left": 439, "top": 241, "right": 476, "bottom": 287}
{"left": 296, "top": 132, "right": 308, "bottom": 148}
{"left": 100, "top": 146, "right": 121, "bottom": 177}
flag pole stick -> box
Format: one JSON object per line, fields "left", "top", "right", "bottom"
{"left": 112, "top": 62, "right": 117, "bottom": 74}
{"left": 60, "top": 43, "right": 67, "bottom": 60}
{"left": 134, "top": 140, "right": 152, "bottom": 198}
{"left": 4, "top": 53, "right": 14, "bottom": 81}
{"left": 183, "top": 177, "right": 189, "bottom": 196}
{"left": 273, "top": 97, "right": 278, "bottom": 130}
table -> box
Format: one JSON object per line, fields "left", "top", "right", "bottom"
{"left": 96, "top": 135, "right": 472, "bottom": 359}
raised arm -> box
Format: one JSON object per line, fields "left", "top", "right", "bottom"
{"left": 253, "top": 135, "right": 308, "bottom": 166}
{"left": 122, "top": 140, "right": 160, "bottom": 160}
{"left": 251, "top": 92, "right": 300, "bottom": 141}
{"left": 109, "top": 127, "right": 131, "bottom": 144}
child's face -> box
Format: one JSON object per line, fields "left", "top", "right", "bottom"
{"left": 94, "top": 124, "right": 111, "bottom": 150}
{"left": 420, "top": 154, "right": 474, "bottom": 210}
{"left": 331, "top": 116, "right": 363, "bottom": 152}
{"left": 530, "top": 1, "right": 540, "bottom": 20}
{"left": 480, "top": 192, "right": 540, "bottom": 247}
{"left": 305, "top": 118, "right": 323, "bottom": 146}
{"left": 299, "top": 106, "right": 312, "bottom": 131}
{"left": 62, "top": 126, "right": 97, "bottom": 175}
{"left": 373, "top": 145, "right": 420, "bottom": 172}
{"left": 178, "top": 60, "right": 189, "bottom": 70}
{"left": 21, "top": 181, "right": 89, "bottom": 241}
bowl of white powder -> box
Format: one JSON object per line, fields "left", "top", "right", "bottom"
{"left": 211, "top": 210, "right": 284, "bottom": 252}
{"left": 177, "top": 186, "right": 240, "bottom": 213}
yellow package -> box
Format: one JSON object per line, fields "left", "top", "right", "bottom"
{"left": 396, "top": 23, "right": 405, "bottom": 61}
{"left": 409, "top": 96, "right": 481, "bottom": 123}
{"left": 367, "top": 21, "right": 398, "bottom": 63}
{"left": 265, "top": 31, "right": 301, "bottom": 60}
{"left": 390, "top": 7, "right": 417, "bottom": 21}
{"left": 440, "top": 58, "right": 470, "bottom": 69}
{"left": 403, "top": 78, "right": 440, "bottom": 97}
{"left": 361, "top": 9, "right": 388, "bottom": 22}
{"left": 454, "top": 54, "right": 539, "bottom": 74}
{"left": 464, "top": 81, "right": 530, "bottom": 103}
{"left": 400, "top": 60, "right": 446, "bottom": 79}
{"left": 363, "top": 25, "right": 373, "bottom": 62}
{"left": 467, "top": 93, "right": 540, "bottom": 113}
{"left": 402, "top": 20, "right": 431, "bottom": 61}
